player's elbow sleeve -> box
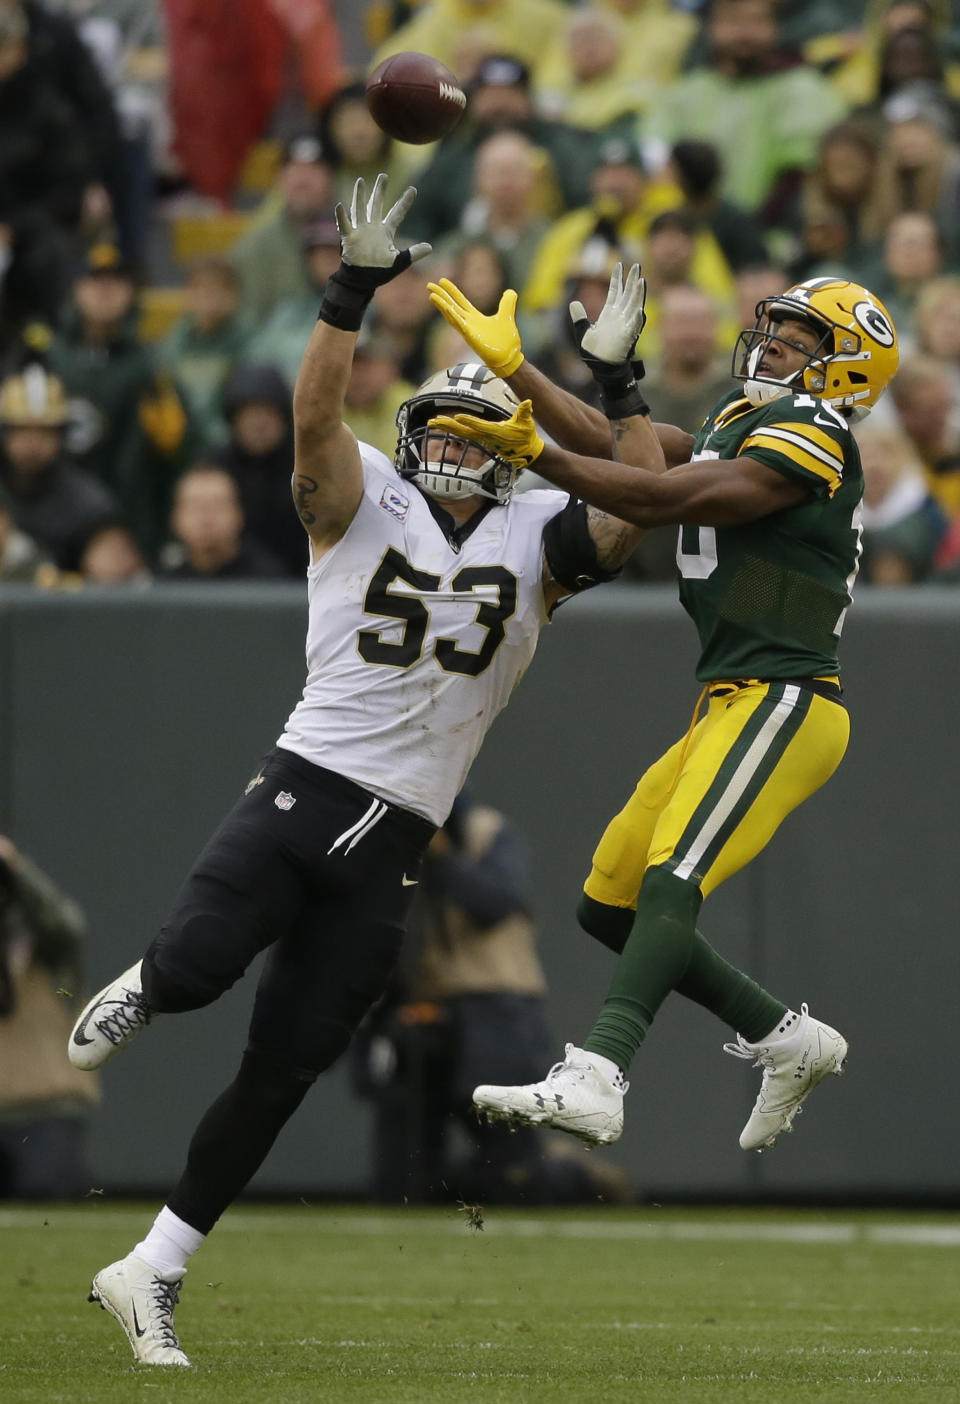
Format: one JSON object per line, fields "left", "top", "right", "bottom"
{"left": 543, "top": 498, "right": 623, "bottom": 591}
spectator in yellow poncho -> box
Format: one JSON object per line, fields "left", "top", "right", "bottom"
{"left": 521, "top": 137, "right": 737, "bottom": 356}
{"left": 535, "top": 0, "right": 697, "bottom": 128}
{"left": 371, "top": 0, "right": 570, "bottom": 85}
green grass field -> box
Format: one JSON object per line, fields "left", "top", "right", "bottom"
{"left": 2, "top": 1203, "right": 959, "bottom": 1402}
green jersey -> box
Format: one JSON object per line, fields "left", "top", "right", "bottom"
{"left": 678, "top": 390, "right": 864, "bottom": 681}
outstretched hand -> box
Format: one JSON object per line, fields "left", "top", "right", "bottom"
{"left": 568, "top": 262, "right": 650, "bottom": 420}
{"left": 570, "top": 262, "right": 647, "bottom": 366}
{"left": 429, "top": 399, "right": 544, "bottom": 471}
{"left": 427, "top": 278, "right": 525, "bottom": 377}
{"left": 334, "top": 173, "right": 431, "bottom": 279}
{"left": 319, "top": 174, "right": 432, "bottom": 331}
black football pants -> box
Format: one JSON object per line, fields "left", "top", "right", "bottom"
{"left": 140, "top": 748, "right": 434, "bottom": 1232}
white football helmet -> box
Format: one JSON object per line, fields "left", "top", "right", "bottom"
{"left": 395, "top": 363, "right": 522, "bottom": 503}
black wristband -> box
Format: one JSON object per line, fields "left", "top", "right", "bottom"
{"left": 588, "top": 359, "right": 650, "bottom": 420}
{"left": 317, "top": 250, "right": 415, "bottom": 332}
{"left": 569, "top": 314, "right": 650, "bottom": 419}
{"left": 600, "top": 380, "right": 650, "bottom": 420}
{"left": 317, "top": 265, "right": 376, "bottom": 332}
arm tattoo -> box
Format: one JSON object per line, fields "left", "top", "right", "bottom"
{"left": 586, "top": 505, "right": 637, "bottom": 570}
{"left": 294, "top": 473, "right": 319, "bottom": 526}
{"left": 611, "top": 420, "right": 631, "bottom": 453}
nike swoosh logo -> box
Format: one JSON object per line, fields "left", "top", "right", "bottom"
{"left": 814, "top": 411, "right": 839, "bottom": 429}
{"left": 131, "top": 1302, "right": 147, "bottom": 1338}
{"left": 72, "top": 1004, "right": 103, "bottom": 1046}
{"left": 401, "top": 875, "right": 418, "bottom": 886}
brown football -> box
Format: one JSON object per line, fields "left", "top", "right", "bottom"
{"left": 366, "top": 51, "right": 467, "bottom": 145}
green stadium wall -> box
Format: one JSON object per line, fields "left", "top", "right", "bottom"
{"left": 1, "top": 583, "right": 956, "bottom": 1202}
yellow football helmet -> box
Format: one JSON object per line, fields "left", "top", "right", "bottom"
{"left": 733, "top": 277, "right": 899, "bottom": 418}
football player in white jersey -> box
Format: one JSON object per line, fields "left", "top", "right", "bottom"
{"left": 63, "top": 175, "right": 646, "bottom": 1367}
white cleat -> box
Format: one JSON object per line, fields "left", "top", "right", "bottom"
{"left": 473, "top": 1043, "right": 628, "bottom": 1146}
{"left": 68, "top": 961, "right": 153, "bottom": 1070}
{"left": 725, "top": 1004, "right": 848, "bottom": 1152}
{"left": 88, "top": 1253, "right": 190, "bottom": 1366}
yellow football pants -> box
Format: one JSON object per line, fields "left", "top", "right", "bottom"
{"left": 584, "top": 679, "right": 850, "bottom": 905}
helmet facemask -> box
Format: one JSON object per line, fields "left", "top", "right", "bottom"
{"left": 395, "top": 365, "right": 523, "bottom": 504}
{"left": 733, "top": 307, "right": 833, "bottom": 408}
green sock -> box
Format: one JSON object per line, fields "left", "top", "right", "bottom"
{"left": 577, "top": 889, "right": 788, "bottom": 1053}
{"left": 676, "top": 932, "right": 787, "bottom": 1043}
{"left": 584, "top": 867, "right": 702, "bottom": 1072}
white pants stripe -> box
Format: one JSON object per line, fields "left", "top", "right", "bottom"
{"left": 326, "top": 798, "right": 388, "bottom": 856}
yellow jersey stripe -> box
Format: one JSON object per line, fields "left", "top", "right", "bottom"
{"left": 742, "top": 432, "right": 842, "bottom": 491}
{"left": 712, "top": 397, "right": 753, "bottom": 431}
{"left": 763, "top": 420, "right": 844, "bottom": 460}
{"left": 742, "top": 427, "right": 844, "bottom": 475}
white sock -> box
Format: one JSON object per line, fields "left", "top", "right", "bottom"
{"left": 132, "top": 1206, "right": 206, "bottom": 1277}
{"left": 758, "top": 1008, "right": 803, "bottom": 1046}
{"left": 584, "top": 1050, "right": 623, "bottom": 1085}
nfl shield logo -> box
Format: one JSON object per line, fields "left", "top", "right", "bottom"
{"left": 274, "top": 791, "right": 296, "bottom": 811}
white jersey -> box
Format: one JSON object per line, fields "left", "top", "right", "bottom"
{"left": 278, "top": 444, "right": 567, "bottom": 825}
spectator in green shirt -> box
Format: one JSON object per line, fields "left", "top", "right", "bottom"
{"left": 243, "top": 220, "right": 342, "bottom": 395}
{"left": 160, "top": 259, "right": 252, "bottom": 452}
{"left": 231, "top": 135, "right": 336, "bottom": 325}
{"left": 644, "top": 0, "right": 846, "bottom": 219}
{"left": 47, "top": 243, "right": 192, "bottom": 560}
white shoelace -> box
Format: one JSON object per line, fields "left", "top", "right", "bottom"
{"left": 544, "top": 1046, "right": 629, "bottom": 1094}
{"left": 723, "top": 1035, "right": 776, "bottom": 1071}
{"left": 722, "top": 1005, "right": 810, "bottom": 1068}
{"left": 544, "top": 1052, "right": 585, "bottom": 1085}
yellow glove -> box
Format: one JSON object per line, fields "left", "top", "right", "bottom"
{"left": 429, "top": 399, "right": 544, "bottom": 471}
{"left": 427, "top": 278, "right": 524, "bottom": 377}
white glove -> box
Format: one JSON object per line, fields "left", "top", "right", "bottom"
{"left": 334, "top": 173, "right": 431, "bottom": 271}
{"left": 569, "top": 262, "right": 647, "bottom": 365}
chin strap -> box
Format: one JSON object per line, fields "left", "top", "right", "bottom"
{"left": 744, "top": 378, "right": 792, "bottom": 407}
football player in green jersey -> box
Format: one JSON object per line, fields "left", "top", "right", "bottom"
{"left": 427, "top": 269, "right": 899, "bottom": 1153}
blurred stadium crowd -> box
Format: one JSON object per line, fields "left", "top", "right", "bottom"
{"left": 3, "top": 0, "right": 960, "bottom": 587}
